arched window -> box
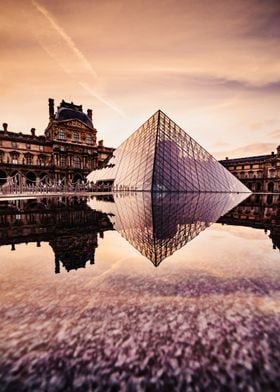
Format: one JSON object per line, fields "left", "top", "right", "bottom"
{"left": 38, "top": 155, "right": 47, "bottom": 166}
{"left": 10, "top": 151, "right": 19, "bottom": 164}
{"left": 24, "top": 154, "right": 33, "bottom": 165}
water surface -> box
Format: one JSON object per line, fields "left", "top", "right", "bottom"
{"left": 0, "top": 193, "right": 279, "bottom": 391}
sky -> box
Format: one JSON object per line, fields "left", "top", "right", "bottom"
{"left": 0, "top": 0, "right": 280, "bottom": 159}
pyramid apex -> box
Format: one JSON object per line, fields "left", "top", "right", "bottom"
{"left": 88, "top": 110, "right": 251, "bottom": 193}
{"left": 153, "top": 109, "right": 168, "bottom": 120}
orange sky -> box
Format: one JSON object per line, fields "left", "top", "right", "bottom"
{"left": 0, "top": 0, "right": 280, "bottom": 159}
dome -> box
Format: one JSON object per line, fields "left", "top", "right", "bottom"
{"left": 55, "top": 107, "right": 93, "bottom": 128}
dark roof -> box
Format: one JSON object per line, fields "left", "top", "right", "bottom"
{"left": 55, "top": 108, "right": 93, "bottom": 128}
{"left": 220, "top": 154, "right": 273, "bottom": 165}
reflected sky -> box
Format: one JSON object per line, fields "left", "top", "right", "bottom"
{"left": 0, "top": 194, "right": 280, "bottom": 391}
{"left": 90, "top": 192, "right": 249, "bottom": 266}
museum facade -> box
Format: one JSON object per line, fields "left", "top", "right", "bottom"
{"left": 219, "top": 146, "right": 280, "bottom": 193}
{"left": 0, "top": 99, "right": 114, "bottom": 186}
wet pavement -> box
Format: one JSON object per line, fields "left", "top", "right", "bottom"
{"left": 0, "top": 195, "right": 280, "bottom": 391}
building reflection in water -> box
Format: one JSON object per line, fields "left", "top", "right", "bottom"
{"left": 0, "top": 197, "right": 114, "bottom": 273}
{"left": 218, "top": 193, "right": 280, "bottom": 251}
{"left": 1, "top": 192, "right": 279, "bottom": 273}
{"left": 90, "top": 192, "right": 249, "bottom": 266}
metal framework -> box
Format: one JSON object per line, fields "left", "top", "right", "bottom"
{"left": 88, "top": 110, "right": 250, "bottom": 192}
{"left": 94, "top": 192, "right": 248, "bottom": 266}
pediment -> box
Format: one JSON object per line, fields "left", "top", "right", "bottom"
{"left": 61, "top": 120, "right": 91, "bottom": 130}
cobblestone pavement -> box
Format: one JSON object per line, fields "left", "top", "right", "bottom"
{"left": 1, "top": 270, "right": 280, "bottom": 392}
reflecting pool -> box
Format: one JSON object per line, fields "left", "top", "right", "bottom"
{"left": 0, "top": 193, "right": 280, "bottom": 391}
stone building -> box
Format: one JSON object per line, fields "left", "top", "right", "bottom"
{"left": 218, "top": 193, "right": 280, "bottom": 251}
{"left": 0, "top": 197, "right": 114, "bottom": 273}
{"left": 0, "top": 99, "right": 114, "bottom": 186}
{"left": 220, "top": 146, "right": 280, "bottom": 192}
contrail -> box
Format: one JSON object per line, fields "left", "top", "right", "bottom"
{"left": 31, "top": 0, "right": 97, "bottom": 78}
{"left": 31, "top": 0, "right": 124, "bottom": 116}
{"left": 79, "top": 82, "right": 126, "bottom": 118}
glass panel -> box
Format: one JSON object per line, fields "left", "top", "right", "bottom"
{"left": 88, "top": 110, "right": 250, "bottom": 193}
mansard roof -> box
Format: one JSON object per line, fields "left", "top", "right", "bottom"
{"left": 54, "top": 100, "right": 93, "bottom": 128}
{"left": 220, "top": 154, "right": 274, "bottom": 165}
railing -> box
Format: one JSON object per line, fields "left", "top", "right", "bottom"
{"left": 0, "top": 182, "right": 112, "bottom": 195}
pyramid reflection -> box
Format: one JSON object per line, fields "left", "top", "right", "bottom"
{"left": 91, "top": 193, "right": 248, "bottom": 266}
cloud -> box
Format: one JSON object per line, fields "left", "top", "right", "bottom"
{"left": 150, "top": 71, "right": 280, "bottom": 94}
{"left": 214, "top": 142, "right": 277, "bottom": 160}
{"left": 79, "top": 82, "right": 126, "bottom": 118}
{"left": 268, "top": 129, "right": 280, "bottom": 140}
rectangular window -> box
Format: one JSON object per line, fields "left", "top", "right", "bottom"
{"left": 88, "top": 159, "right": 94, "bottom": 169}
{"left": 60, "top": 146, "right": 65, "bottom": 151}
{"left": 59, "top": 130, "right": 65, "bottom": 140}
{"left": 39, "top": 145, "right": 44, "bottom": 152}
{"left": 74, "top": 131, "right": 79, "bottom": 142}
{"left": 11, "top": 141, "right": 17, "bottom": 149}
{"left": 74, "top": 156, "right": 81, "bottom": 168}
{"left": 86, "top": 135, "right": 92, "bottom": 144}
{"left": 26, "top": 156, "right": 32, "bottom": 165}
{"left": 60, "top": 156, "right": 66, "bottom": 167}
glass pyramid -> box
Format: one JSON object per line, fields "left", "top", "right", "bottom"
{"left": 89, "top": 192, "right": 249, "bottom": 266}
{"left": 88, "top": 110, "right": 250, "bottom": 192}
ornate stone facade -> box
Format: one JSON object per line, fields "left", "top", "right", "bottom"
{"left": 220, "top": 146, "right": 280, "bottom": 192}
{"left": 0, "top": 99, "right": 114, "bottom": 186}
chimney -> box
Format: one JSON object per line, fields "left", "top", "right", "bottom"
{"left": 3, "top": 123, "right": 8, "bottom": 133}
{"left": 271, "top": 151, "right": 275, "bottom": 156}
{"left": 225, "top": 157, "right": 229, "bottom": 160}
{"left": 48, "top": 98, "right": 55, "bottom": 119}
{"left": 31, "top": 128, "right": 36, "bottom": 137}
{"left": 87, "top": 109, "right": 92, "bottom": 120}
{"left": 98, "top": 140, "right": 104, "bottom": 147}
